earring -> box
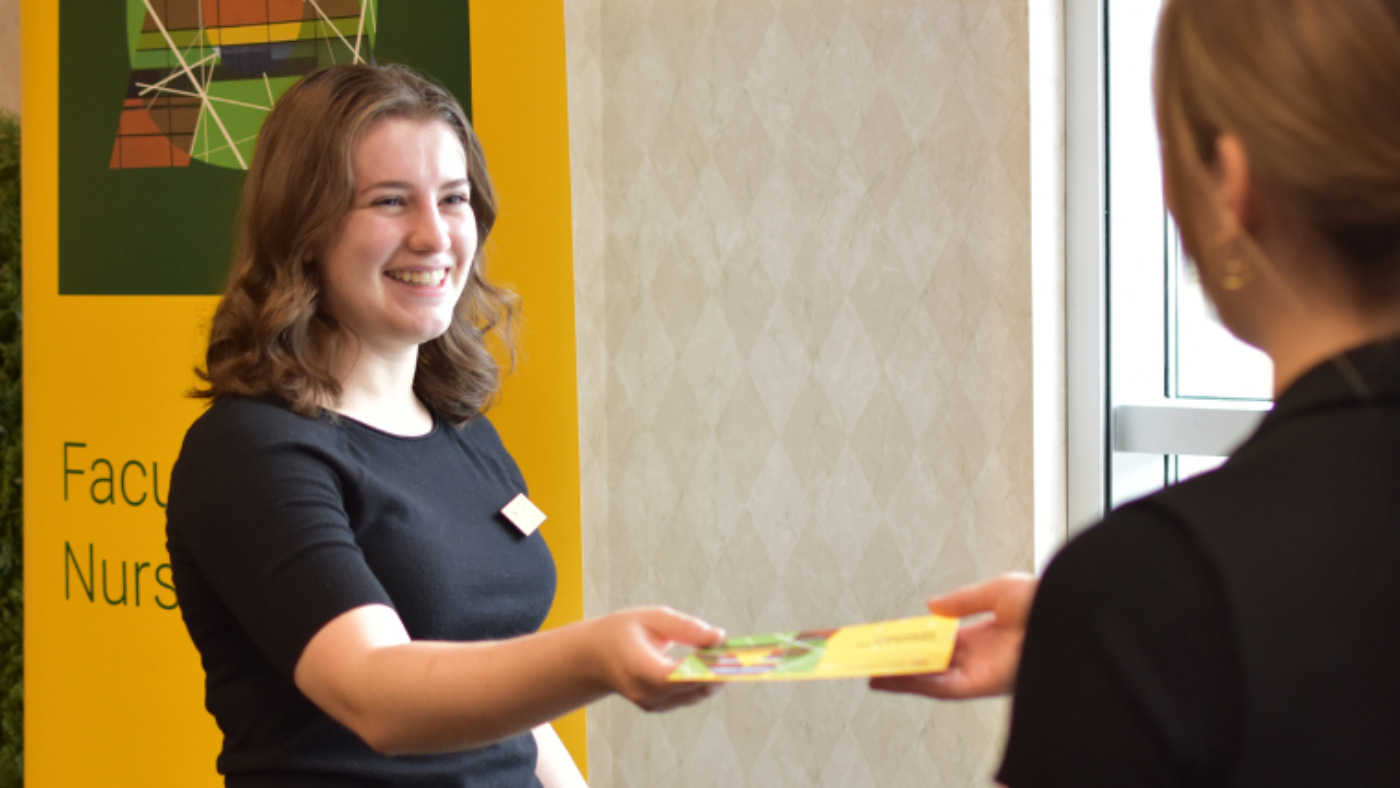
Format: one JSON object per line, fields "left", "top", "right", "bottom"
{"left": 1221, "top": 257, "right": 1253, "bottom": 291}
{"left": 1208, "top": 226, "right": 1254, "bottom": 292}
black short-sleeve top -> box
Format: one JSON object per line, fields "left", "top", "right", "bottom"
{"left": 166, "top": 396, "right": 557, "bottom": 786}
{"left": 999, "top": 339, "right": 1400, "bottom": 786}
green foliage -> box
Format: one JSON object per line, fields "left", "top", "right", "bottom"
{"left": 0, "top": 109, "right": 22, "bottom": 788}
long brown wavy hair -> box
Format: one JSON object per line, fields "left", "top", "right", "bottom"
{"left": 195, "top": 64, "right": 518, "bottom": 425}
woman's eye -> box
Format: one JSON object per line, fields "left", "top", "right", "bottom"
{"left": 443, "top": 193, "right": 470, "bottom": 206}
{"left": 371, "top": 196, "right": 405, "bottom": 207}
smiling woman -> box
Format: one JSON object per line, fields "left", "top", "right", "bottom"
{"left": 165, "top": 64, "right": 725, "bottom": 787}
{"left": 317, "top": 118, "right": 479, "bottom": 433}
{"left": 195, "top": 65, "right": 515, "bottom": 429}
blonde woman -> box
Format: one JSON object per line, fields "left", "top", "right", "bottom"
{"left": 878, "top": 0, "right": 1400, "bottom": 784}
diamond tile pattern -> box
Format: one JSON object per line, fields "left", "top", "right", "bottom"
{"left": 567, "top": 0, "right": 1032, "bottom": 784}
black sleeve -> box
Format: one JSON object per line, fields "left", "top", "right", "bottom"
{"left": 167, "top": 401, "right": 394, "bottom": 679}
{"left": 997, "top": 502, "right": 1242, "bottom": 788}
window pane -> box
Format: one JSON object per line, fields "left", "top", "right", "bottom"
{"left": 1176, "top": 454, "right": 1227, "bottom": 482}
{"left": 1103, "top": 0, "right": 1273, "bottom": 514}
{"left": 1172, "top": 236, "right": 1273, "bottom": 401}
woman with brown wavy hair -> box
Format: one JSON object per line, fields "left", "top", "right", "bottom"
{"left": 166, "top": 64, "right": 722, "bottom": 787}
{"left": 877, "top": 0, "right": 1400, "bottom": 784}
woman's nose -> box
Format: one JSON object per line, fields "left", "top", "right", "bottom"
{"left": 408, "top": 206, "right": 452, "bottom": 253}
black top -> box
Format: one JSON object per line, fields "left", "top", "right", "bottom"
{"left": 166, "top": 396, "right": 557, "bottom": 787}
{"left": 1000, "top": 340, "right": 1400, "bottom": 786}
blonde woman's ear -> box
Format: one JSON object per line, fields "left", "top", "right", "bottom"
{"left": 1212, "top": 134, "right": 1257, "bottom": 233}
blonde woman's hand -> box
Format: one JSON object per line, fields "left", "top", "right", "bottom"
{"left": 870, "top": 573, "right": 1037, "bottom": 700}
{"left": 589, "top": 606, "right": 725, "bottom": 712}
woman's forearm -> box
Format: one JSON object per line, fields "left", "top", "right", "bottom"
{"left": 293, "top": 604, "right": 720, "bottom": 755}
{"left": 348, "top": 623, "right": 608, "bottom": 753}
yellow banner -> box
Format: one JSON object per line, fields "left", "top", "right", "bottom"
{"left": 23, "top": 1, "right": 582, "bottom": 783}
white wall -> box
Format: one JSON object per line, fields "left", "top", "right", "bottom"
{"left": 567, "top": 1, "right": 1045, "bottom": 784}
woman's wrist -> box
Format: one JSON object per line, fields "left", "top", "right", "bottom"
{"left": 564, "top": 615, "right": 618, "bottom": 698}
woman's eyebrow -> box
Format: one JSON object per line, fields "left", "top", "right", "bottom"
{"left": 358, "top": 180, "right": 412, "bottom": 196}
{"left": 357, "top": 178, "right": 470, "bottom": 195}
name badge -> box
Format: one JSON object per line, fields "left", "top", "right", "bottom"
{"left": 500, "top": 493, "right": 546, "bottom": 536}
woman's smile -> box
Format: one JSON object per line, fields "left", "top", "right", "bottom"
{"left": 384, "top": 268, "right": 450, "bottom": 288}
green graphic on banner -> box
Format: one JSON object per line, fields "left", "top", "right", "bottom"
{"left": 112, "top": 0, "right": 379, "bottom": 171}
{"left": 59, "top": 0, "right": 473, "bottom": 295}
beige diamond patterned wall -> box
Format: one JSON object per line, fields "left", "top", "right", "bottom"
{"left": 567, "top": 0, "right": 1033, "bottom": 784}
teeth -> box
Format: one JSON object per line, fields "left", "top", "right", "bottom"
{"left": 387, "top": 269, "right": 447, "bottom": 287}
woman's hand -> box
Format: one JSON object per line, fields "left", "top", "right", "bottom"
{"left": 587, "top": 607, "right": 726, "bottom": 712}
{"left": 870, "top": 572, "right": 1037, "bottom": 700}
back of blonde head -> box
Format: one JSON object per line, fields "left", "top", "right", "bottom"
{"left": 1155, "top": 0, "right": 1400, "bottom": 302}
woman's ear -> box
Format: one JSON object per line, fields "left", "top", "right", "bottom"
{"left": 1213, "top": 134, "right": 1259, "bottom": 233}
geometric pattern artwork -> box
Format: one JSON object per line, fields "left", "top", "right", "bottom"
{"left": 111, "top": 0, "right": 378, "bottom": 169}
{"left": 61, "top": 0, "right": 468, "bottom": 295}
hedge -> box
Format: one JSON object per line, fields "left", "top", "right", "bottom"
{"left": 0, "top": 109, "right": 24, "bottom": 788}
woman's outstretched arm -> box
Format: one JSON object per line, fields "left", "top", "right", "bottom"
{"left": 294, "top": 603, "right": 724, "bottom": 755}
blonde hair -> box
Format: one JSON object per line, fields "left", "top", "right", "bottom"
{"left": 195, "top": 64, "right": 518, "bottom": 425}
{"left": 1155, "top": 0, "right": 1400, "bottom": 304}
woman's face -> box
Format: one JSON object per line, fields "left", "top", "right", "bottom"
{"left": 318, "top": 117, "right": 477, "bottom": 355}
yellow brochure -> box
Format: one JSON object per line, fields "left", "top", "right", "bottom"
{"left": 668, "top": 614, "right": 959, "bottom": 682}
